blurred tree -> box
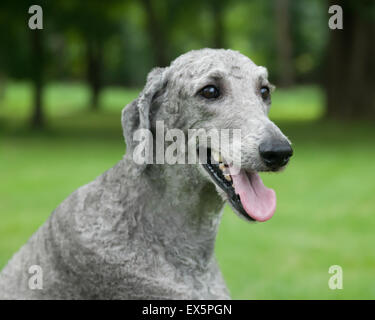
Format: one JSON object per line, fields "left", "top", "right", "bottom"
{"left": 0, "top": 0, "right": 49, "bottom": 128}
{"left": 138, "top": 0, "right": 205, "bottom": 66}
{"left": 210, "top": 0, "right": 227, "bottom": 48}
{"left": 139, "top": 0, "right": 169, "bottom": 67}
{"left": 56, "top": 0, "right": 124, "bottom": 111}
{"left": 138, "top": 0, "right": 232, "bottom": 66}
{"left": 325, "top": 0, "right": 375, "bottom": 119}
{"left": 291, "top": 0, "right": 328, "bottom": 83}
{"left": 30, "top": 29, "right": 45, "bottom": 127}
{"left": 86, "top": 36, "right": 103, "bottom": 110}
{"left": 274, "top": 0, "right": 294, "bottom": 87}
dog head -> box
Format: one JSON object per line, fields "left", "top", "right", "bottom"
{"left": 122, "top": 48, "right": 293, "bottom": 222}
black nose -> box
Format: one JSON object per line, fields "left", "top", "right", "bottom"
{"left": 259, "top": 140, "right": 293, "bottom": 169}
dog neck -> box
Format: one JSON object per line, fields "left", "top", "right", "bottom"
{"left": 118, "top": 154, "right": 225, "bottom": 272}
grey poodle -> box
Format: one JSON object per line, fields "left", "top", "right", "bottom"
{"left": 0, "top": 48, "right": 292, "bottom": 299}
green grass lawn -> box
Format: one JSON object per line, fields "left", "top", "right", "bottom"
{"left": 1, "top": 81, "right": 375, "bottom": 299}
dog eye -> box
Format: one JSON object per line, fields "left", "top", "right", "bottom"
{"left": 260, "top": 86, "right": 270, "bottom": 100}
{"left": 200, "top": 85, "right": 220, "bottom": 99}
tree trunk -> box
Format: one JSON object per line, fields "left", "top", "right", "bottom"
{"left": 31, "top": 30, "right": 44, "bottom": 129}
{"left": 87, "top": 38, "right": 102, "bottom": 111}
{"left": 140, "top": 0, "right": 169, "bottom": 67}
{"left": 212, "top": 0, "right": 225, "bottom": 48}
{"left": 274, "top": 0, "right": 294, "bottom": 87}
{"left": 325, "top": 0, "right": 375, "bottom": 120}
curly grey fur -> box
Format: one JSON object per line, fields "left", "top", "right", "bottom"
{"left": 0, "top": 49, "right": 289, "bottom": 299}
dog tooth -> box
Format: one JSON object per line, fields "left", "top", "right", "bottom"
{"left": 219, "top": 163, "right": 225, "bottom": 171}
{"left": 224, "top": 174, "right": 231, "bottom": 181}
{"left": 212, "top": 150, "right": 220, "bottom": 162}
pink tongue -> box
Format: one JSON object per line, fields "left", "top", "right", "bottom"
{"left": 229, "top": 166, "right": 276, "bottom": 222}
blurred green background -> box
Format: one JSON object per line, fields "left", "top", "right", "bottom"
{"left": 0, "top": 0, "right": 375, "bottom": 299}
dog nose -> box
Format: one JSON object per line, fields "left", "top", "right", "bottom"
{"left": 259, "top": 140, "right": 293, "bottom": 169}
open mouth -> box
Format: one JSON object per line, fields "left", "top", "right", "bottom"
{"left": 201, "top": 148, "right": 276, "bottom": 222}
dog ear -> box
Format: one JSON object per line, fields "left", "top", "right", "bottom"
{"left": 121, "top": 67, "right": 167, "bottom": 156}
